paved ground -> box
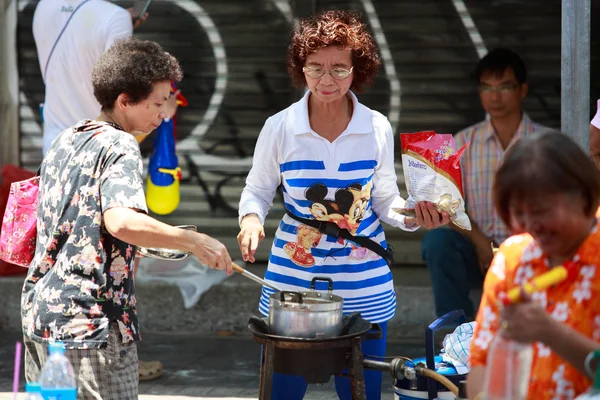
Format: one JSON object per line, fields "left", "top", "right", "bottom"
{"left": 0, "top": 331, "right": 428, "bottom": 399}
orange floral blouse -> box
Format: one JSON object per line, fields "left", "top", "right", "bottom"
{"left": 470, "top": 219, "right": 600, "bottom": 399}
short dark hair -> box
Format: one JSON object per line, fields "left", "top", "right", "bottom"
{"left": 287, "top": 9, "right": 381, "bottom": 93}
{"left": 92, "top": 38, "right": 183, "bottom": 111}
{"left": 493, "top": 130, "right": 600, "bottom": 230}
{"left": 475, "top": 48, "right": 527, "bottom": 84}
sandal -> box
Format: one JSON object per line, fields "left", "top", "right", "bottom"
{"left": 139, "top": 360, "right": 164, "bottom": 382}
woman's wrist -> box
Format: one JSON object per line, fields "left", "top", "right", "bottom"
{"left": 241, "top": 213, "right": 260, "bottom": 227}
{"left": 539, "top": 316, "right": 563, "bottom": 347}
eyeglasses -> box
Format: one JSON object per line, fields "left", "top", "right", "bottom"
{"left": 478, "top": 83, "right": 519, "bottom": 94}
{"left": 303, "top": 66, "right": 354, "bottom": 80}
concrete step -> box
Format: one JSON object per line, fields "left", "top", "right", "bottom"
{"left": 0, "top": 265, "right": 481, "bottom": 342}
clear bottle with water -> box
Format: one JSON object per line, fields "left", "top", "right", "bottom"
{"left": 25, "top": 382, "right": 44, "bottom": 400}
{"left": 481, "top": 334, "right": 533, "bottom": 400}
{"left": 39, "top": 342, "right": 77, "bottom": 400}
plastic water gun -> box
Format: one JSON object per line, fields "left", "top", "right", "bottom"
{"left": 501, "top": 260, "right": 578, "bottom": 305}
{"left": 145, "top": 82, "right": 188, "bottom": 215}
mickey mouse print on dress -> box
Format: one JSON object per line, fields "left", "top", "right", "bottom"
{"left": 283, "top": 181, "right": 374, "bottom": 268}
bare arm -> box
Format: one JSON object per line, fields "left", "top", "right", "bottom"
{"left": 542, "top": 319, "right": 599, "bottom": 378}
{"left": 104, "top": 207, "right": 232, "bottom": 273}
{"left": 466, "top": 366, "right": 485, "bottom": 399}
{"left": 104, "top": 207, "right": 198, "bottom": 251}
{"left": 450, "top": 215, "right": 495, "bottom": 272}
{"left": 449, "top": 214, "right": 488, "bottom": 244}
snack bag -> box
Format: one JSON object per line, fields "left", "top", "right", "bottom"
{"left": 398, "top": 131, "right": 471, "bottom": 230}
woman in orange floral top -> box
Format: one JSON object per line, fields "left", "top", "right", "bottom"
{"left": 467, "top": 131, "right": 600, "bottom": 399}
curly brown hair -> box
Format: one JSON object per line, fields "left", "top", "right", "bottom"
{"left": 92, "top": 38, "right": 183, "bottom": 111}
{"left": 287, "top": 9, "right": 381, "bottom": 93}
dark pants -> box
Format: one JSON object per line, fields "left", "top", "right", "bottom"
{"left": 421, "top": 228, "right": 484, "bottom": 320}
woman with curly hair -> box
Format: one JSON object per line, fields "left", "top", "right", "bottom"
{"left": 238, "top": 10, "right": 449, "bottom": 399}
{"left": 21, "top": 38, "right": 233, "bottom": 400}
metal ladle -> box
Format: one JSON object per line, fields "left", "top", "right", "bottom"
{"left": 231, "top": 262, "right": 281, "bottom": 292}
{"left": 136, "top": 230, "right": 281, "bottom": 292}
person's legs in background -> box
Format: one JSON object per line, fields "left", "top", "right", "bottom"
{"left": 334, "top": 322, "right": 387, "bottom": 400}
{"left": 421, "top": 228, "right": 483, "bottom": 321}
{"left": 270, "top": 372, "right": 309, "bottom": 400}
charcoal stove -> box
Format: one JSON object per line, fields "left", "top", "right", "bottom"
{"left": 249, "top": 312, "right": 467, "bottom": 400}
{"left": 248, "top": 316, "right": 382, "bottom": 400}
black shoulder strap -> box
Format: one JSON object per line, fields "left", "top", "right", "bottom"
{"left": 286, "top": 211, "right": 394, "bottom": 266}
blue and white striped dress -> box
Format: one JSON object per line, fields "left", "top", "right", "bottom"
{"left": 239, "top": 91, "right": 417, "bottom": 324}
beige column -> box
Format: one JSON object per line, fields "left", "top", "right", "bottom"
{"left": 0, "top": 0, "right": 20, "bottom": 168}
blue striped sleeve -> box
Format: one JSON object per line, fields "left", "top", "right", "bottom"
{"left": 280, "top": 160, "right": 325, "bottom": 173}
{"left": 338, "top": 160, "right": 377, "bottom": 172}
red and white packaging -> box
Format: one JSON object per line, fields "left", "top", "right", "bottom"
{"left": 397, "top": 131, "right": 471, "bottom": 230}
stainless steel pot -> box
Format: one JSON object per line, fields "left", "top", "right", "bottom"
{"left": 268, "top": 277, "right": 343, "bottom": 339}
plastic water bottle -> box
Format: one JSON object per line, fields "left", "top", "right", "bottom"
{"left": 39, "top": 342, "right": 77, "bottom": 400}
{"left": 25, "top": 382, "right": 44, "bottom": 400}
{"left": 575, "top": 350, "right": 600, "bottom": 399}
{"left": 481, "top": 334, "right": 533, "bottom": 400}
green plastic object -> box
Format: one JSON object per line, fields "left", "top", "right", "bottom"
{"left": 575, "top": 350, "right": 600, "bottom": 399}
{"left": 595, "top": 349, "right": 600, "bottom": 390}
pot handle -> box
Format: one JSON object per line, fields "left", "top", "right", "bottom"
{"left": 280, "top": 291, "right": 303, "bottom": 304}
{"left": 364, "top": 323, "right": 383, "bottom": 341}
{"left": 310, "top": 276, "right": 334, "bottom": 293}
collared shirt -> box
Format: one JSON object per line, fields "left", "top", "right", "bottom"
{"left": 454, "top": 113, "right": 546, "bottom": 245}
{"left": 21, "top": 120, "right": 147, "bottom": 349}
{"left": 470, "top": 219, "right": 600, "bottom": 399}
{"left": 239, "top": 91, "right": 415, "bottom": 323}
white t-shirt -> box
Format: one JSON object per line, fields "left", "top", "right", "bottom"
{"left": 33, "top": 0, "right": 133, "bottom": 154}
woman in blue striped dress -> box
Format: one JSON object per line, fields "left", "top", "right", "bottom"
{"left": 237, "top": 9, "right": 450, "bottom": 400}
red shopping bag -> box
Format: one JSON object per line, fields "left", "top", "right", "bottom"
{"left": 0, "top": 165, "right": 36, "bottom": 276}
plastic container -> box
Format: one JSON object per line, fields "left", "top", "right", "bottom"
{"left": 481, "top": 334, "right": 533, "bottom": 400}
{"left": 146, "top": 118, "right": 181, "bottom": 215}
{"left": 25, "top": 382, "right": 43, "bottom": 400}
{"left": 575, "top": 349, "right": 600, "bottom": 399}
{"left": 39, "top": 342, "right": 77, "bottom": 400}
